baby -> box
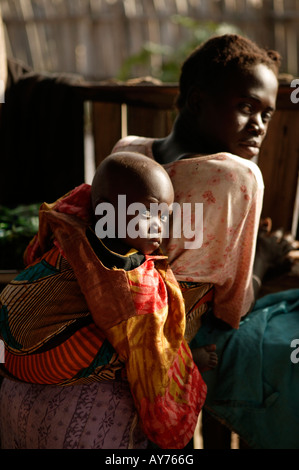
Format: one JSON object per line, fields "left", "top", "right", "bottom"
{"left": 90, "top": 151, "right": 218, "bottom": 368}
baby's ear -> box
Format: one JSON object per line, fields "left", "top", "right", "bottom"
{"left": 95, "top": 196, "right": 108, "bottom": 205}
{"left": 94, "top": 196, "right": 110, "bottom": 207}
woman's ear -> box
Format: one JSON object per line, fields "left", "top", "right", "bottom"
{"left": 186, "top": 86, "right": 203, "bottom": 114}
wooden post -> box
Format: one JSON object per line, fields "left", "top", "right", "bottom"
{"left": 258, "top": 108, "right": 299, "bottom": 232}
{"left": 92, "top": 101, "right": 122, "bottom": 167}
{"left": 127, "top": 105, "right": 175, "bottom": 138}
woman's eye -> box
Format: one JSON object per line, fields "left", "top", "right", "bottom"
{"left": 262, "top": 111, "right": 273, "bottom": 123}
{"left": 239, "top": 103, "right": 252, "bottom": 114}
{"left": 160, "top": 213, "right": 169, "bottom": 223}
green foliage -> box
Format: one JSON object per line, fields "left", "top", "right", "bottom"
{"left": 118, "top": 15, "right": 241, "bottom": 82}
{"left": 0, "top": 203, "right": 40, "bottom": 269}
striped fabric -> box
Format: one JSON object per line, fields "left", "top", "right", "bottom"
{"left": 4, "top": 324, "right": 121, "bottom": 385}
{"left": 0, "top": 246, "right": 123, "bottom": 386}
{"left": 180, "top": 281, "right": 214, "bottom": 343}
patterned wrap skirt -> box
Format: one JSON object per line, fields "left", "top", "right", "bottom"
{"left": 0, "top": 377, "right": 147, "bottom": 449}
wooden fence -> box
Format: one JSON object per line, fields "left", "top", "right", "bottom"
{"left": 1, "top": 0, "right": 299, "bottom": 80}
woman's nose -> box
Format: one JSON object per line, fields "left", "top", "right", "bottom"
{"left": 248, "top": 114, "right": 266, "bottom": 136}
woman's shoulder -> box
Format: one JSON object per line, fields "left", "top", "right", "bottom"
{"left": 170, "top": 151, "right": 264, "bottom": 191}
{"left": 214, "top": 152, "right": 264, "bottom": 186}
{"left": 217, "top": 152, "right": 264, "bottom": 190}
{"left": 111, "top": 139, "right": 264, "bottom": 193}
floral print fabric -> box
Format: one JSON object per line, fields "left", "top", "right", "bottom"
{"left": 0, "top": 378, "right": 147, "bottom": 449}
{"left": 112, "top": 136, "right": 264, "bottom": 328}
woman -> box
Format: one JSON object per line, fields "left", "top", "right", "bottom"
{"left": 113, "top": 34, "right": 280, "bottom": 333}
{"left": 112, "top": 34, "right": 299, "bottom": 449}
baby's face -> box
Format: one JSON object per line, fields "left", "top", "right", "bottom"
{"left": 118, "top": 166, "right": 173, "bottom": 254}
{"left": 124, "top": 191, "right": 173, "bottom": 255}
{"left": 94, "top": 158, "right": 174, "bottom": 255}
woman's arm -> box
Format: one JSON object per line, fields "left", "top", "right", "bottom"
{"left": 252, "top": 227, "right": 294, "bottom": 300}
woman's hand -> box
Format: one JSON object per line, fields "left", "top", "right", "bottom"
{"left": 254, "top": 218, "right": 294, "bottom": 280}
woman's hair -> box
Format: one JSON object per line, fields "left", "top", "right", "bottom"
{"left": 176, "top": 34, "right": 281, "bottom": 110}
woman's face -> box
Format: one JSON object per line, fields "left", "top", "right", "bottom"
{"left": 195, "top": 63, "right": 278, "bottom": 159}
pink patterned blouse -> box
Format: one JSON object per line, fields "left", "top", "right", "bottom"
{"left": 112, "top": 136, "right": 264, "bottom": 329}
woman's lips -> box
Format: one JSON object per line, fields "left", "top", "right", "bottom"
{"left": 239, "top": 141, "right": 260, "bottom": 157}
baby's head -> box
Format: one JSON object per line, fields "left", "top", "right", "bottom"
{"left": 91, "top": 151, "right": 174, "bottom": 255}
